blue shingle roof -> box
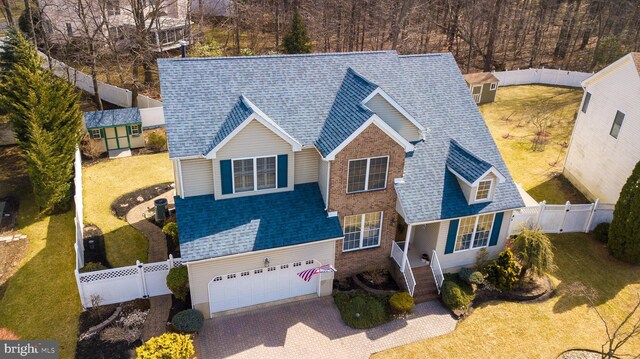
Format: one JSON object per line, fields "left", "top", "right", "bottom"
{"left": 159, "top": 51, "right": 525, "bottom": 224}
{"left": 84, "top": 108, "right": 142, "bottom": 129}
{"left": 446, "top": 139, "right": 495, "bottom": 184}
{"left": 175, "top": 183, "right": 343, "bottom": 262}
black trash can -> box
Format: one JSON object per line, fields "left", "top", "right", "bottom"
{"left": 154, "top": 198, "right": 168, "bottom": 223}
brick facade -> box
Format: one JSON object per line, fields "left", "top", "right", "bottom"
{"left": 328, "top": 124, "right": 406, "bottom": 278}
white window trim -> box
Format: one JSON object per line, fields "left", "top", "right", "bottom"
{"left": 342, "top": 211, "right": 384, "bottom": 252}
{"left": 490, "top": 83, "right": 497, "bottom": 91}
{"left": 474, "top": 178, "right": 494, "bottom": 202}
{"left": 130, "top": 124, "right": 141, "bottom": 136}
{"left": 230, "top": 155, "right": 278, "bottom": 194}
{"left": 454, "top": 213, "right": 495, "bottom": 253}
{"left": 346, "top": 156, "right": 389, "bottom": 194}
{"left": 90, "top": 129, "right": 102, "bottom": 139}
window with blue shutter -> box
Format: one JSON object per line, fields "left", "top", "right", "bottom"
{"left": 277, "top": 154, "right": 288, "bottom": 188}
{"left": 445, "top": 219, "right": 459, "bottom": 254}
{"left": 220, "top": 160, "right": 233, "bottom": 195}
{"left": 488, "top": 212, "right": 504, "bottom": 247}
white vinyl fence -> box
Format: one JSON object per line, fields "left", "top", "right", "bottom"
{"left": 39, "top": 52, "right": 162, "bottom": 109}
{"left": 76, "top": 256, "right": 183, "bottom": 307}
{"left": 508, "top": 199, "right": 614, "bottom": 236}
{"left": 73, "top": 148, "right": 84, "bottom": 270}
{"left": 493, "top": 68, "right": 593, "bottom": 88}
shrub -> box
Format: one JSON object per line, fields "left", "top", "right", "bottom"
{"left": 333, "top": 291, "right": 390, "bottom": 329}
{"left": 594, "top": 222, "right": 610, "bottom": 244}
{"left": 171, "top": 309, "right": 204, "bottom": 334}
{"left": 136, "top": 333, "right": 194, "bottom": 359}
{"left": 511, "top": 228, "right": 556, "bottom": 279}
{"left": 81, "top": 137, "right": 103, "bottom": 160}
{"left": 458, "top": 268, "right": 484, "bottom": 286}
{"left": 485, "top": 249, "right": 521, "bottom": 291}
{"left": 389, "top": 292, "right": 415, "bottom": 314}
{"left": 441, "top": 280, "right": 473, "bottom": 311}
{"left": 166, "top": 266, "right": 189, "bottom": 301}
{"left": 163, "top": 222, "right": 179, "bottom": 246}
{"left": 80, "top": 262, "right": 107, "bottom": 273}
{"left": 147, "top": 131, "right": 167, "bottom": 152}
{"left": 475, "top": 247, "right": 490, "bottom": 272}
{"left": 0, "top": 328, "right": 20, "bottom": 340}
{"left": 609, "top": 161, "right": 640, "bottom": 264}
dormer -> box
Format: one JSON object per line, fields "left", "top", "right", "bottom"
{"left": 447, "top": 140, "right": 505, "bottom": 204}
{"left": 360, "top": 87, "right": 426, "bottom": 143}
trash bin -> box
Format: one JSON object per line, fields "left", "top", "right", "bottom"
{"left": 154, "top": 198, "right": 168, "bottom": 223}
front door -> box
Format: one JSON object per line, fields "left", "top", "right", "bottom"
{"left": 104, "top": 126, "right": 130, "bottom": 150}
{"left": 472, "top": 85, "right": 482, "bottom": 103}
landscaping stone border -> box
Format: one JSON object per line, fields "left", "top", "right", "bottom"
{"left": 80, "top": 306, "right": 122, "bottom": 340}
{"left": 0, "top": 233, "right": 26, "bottom": 243}
{"left": 557, "top": 349, "right": 611, "bottom": 359}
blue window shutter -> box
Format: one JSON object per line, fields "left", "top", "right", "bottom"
{"left": 277, "top": 154, "right": 288, "bottom": 188}
{"left": 489, "top": 212, "right": 504, "bottom": 246}
{"left": 220, "top": 160, "right": 233, "bottom": 195}
{"left": 445, "top": 219, "right": 459, "bottom": 254}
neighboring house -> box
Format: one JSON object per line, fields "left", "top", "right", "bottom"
{"left": 463, "top": 72, "right": 499, "bottom": 104}
{"left": 84, "top": 108, "right": 145, "bottom": 155}
{"left": 41, "top": 0, "right": 190, "bottom": 51}
{"left": 158, "top": 51, "right": 524, "bottom": 318}
{"left": 564, "top": 53, "right": 640, "bottom": 203}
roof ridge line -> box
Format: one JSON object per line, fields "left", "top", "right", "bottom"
{"left": 158, "top": 50, "right": 398, "bottom": 63}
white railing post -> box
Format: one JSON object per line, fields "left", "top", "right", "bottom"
{"left": 585, "top": 198, "right": 599, "bottom": 232}
{"left": 137, "top": 260, "right": 148, "bottom": 298}
{"left": 559, "top": 201, "right": 571, "bottom": 232}
{"left": 536, "top": 201, "right": 546, "bottom": 228}
{"left": 429, "top": 250, "right": 444, "bottom": 294}
{"left": 75, "top": 269, "right": 87, "bottom": 309}
{"left": 168, "top": 254, "right": 175, "bottom": 269}
{"left": 401, "top": 225, "right": 412, "bottom": 271}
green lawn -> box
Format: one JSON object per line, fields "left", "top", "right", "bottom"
{"left": 481, "top": 85, "right": 588, "bottom": 204}
{"left": 82, "top": 152, "right": 173, "bottom": 267}
{"left": 0, "top": 146, "right": 81, "bottom": 359}
{"left": 374, "top": 233, "right": 640, "bottom": 359}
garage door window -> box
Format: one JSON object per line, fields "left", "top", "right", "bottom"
{"left": 343, "top": 212, "right": 383, "bottom": 252}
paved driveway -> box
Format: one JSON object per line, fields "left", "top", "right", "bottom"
{"left": 199, "top": 296, "right": 457, "bottom": 359}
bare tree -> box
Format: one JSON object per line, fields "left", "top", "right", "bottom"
{"left": 594, "top": 297, "right": 640, "bottom": 359}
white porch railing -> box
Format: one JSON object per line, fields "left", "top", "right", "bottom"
{"left": 430, "top": 250, "right": 444, "bottom": 294}
{"left": 390, "top": 241, "right": 416, "bottom": 296}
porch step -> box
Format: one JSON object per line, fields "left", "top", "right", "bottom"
{"left": 411, "top": 266, "right": 440, "bottom": 304}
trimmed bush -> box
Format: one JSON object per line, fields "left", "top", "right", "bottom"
{"left": 485, "top": 249, "right": 521, "bottom": 291}
{"left": 80, "top": 262, "right": 107, "bottom": 273}
{"left": 147, "top": 131, "right": 167, "bottom": 152}
{"left": 163, "top": 222, "right": 179, "bottom": 246}
{"left": 171, "top": 309, "right": 204, "bottom": 334}
{"left": 441, "top": 280, "right": 473, "bottom": 311}
{"left": 458, "top": 268, "right": 484, "bottom": 286}
{"left": 594, "top": 222, "right": 610, "bottom": 244}
{"left": 136, "top": 332, "right": 194, "bottom": 359}
{"left": 389, "top": 292, "right": 415, "bottom": 314}
{"left": 609, "top": 160, "right": 640, "bottom": 264}
{"left": 511, "top": 228, "right": 556, "bottom": 279}
{"left": 166, "top": 266, "right": 189, "bottom": 301}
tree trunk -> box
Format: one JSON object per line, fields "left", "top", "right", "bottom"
{"left": 447, "top": 0, "right": 461, "bottom": 52}
{"left": 275, "top": 0, "right": 280, "bottom": 49}
{"left": 1, "top": 0, "right": 14, "bottom": 27}
{"left": 483, "top": 0, "right": 503, "bottom": 71}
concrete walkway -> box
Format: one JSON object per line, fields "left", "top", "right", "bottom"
{"left": 200, "top": 296, "right": 457, "bottom": 359}
{"left": 126, "top": 191, "right": 175, "bottom": 340}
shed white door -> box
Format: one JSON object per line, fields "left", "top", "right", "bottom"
{"left": 208, "top": 259, "right": 319, "bottom": 315}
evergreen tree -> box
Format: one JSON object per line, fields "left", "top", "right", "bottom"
{"left": 283, "top": 10, "right": 312, "bottom": 54}
{"left": 608, "top": 161, "right": 640, "bottom": 264}
{"left": 0, "top": 31, "right": 82, "bottom": 212}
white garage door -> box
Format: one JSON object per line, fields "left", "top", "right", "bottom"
{"left": 208, "top": 259, "right": 319, "bottom": 315}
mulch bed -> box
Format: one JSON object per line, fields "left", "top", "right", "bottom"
{"left": 167, "top": 294, "right": 192, "bottom": 324}
{"left": 0, "top": 196, "right": 19, "bottom": 233}
{"left": 353, "top": 269, "right": 400, "bottom": 295}
{"left": 0, "top": 238, "right": 28, "bottom": 299}
{"left": 110, "top": 182, "right": 174, "bottom": 219}
{"left": 83, "top": 225, "right": 111, "bottom": 268}
{"left": 75, "top": 299, "right": 150, "bottom": 359}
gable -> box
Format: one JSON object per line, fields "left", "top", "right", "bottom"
{"left": 364, "top": 93, "right": 422, "bottom": 142}
{"left": 216, "top": 119, "right": 292, "bottom": 158}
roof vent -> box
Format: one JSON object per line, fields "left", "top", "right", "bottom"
{"left": 179, "top": 40, "right": 187, "bottom": 58}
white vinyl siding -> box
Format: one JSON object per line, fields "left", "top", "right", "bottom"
{"left": 564, "top": 54, "right": 640, "bottom": 203}
{"left": 181, "top": 158, "right": 214, "bottom": 197}
{"left": 213, "top": 120, "right": 294, "bottom": 199}
{"left": 364, "top": 93, "right": 421, "bottom": 142}
{"left": 187, "top": 240, "right": 337, "bottom": 316}
{"left": 294, "top": 148, "right": 320, "bottom": 184}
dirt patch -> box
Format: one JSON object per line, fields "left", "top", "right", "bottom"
{"left": 110, "top": 182, "right": 174, "bottom": 219}
{"left": 76, "top": 299, "right": 150, "bottom": 359}
{"left": 167, "top": 294, "right": 192, "bottom": 324}
{"left": 0, "top": 238, "right": 28, "bottom": 299}
{"left": 0, "top": 146, "right": 29, "bottom": 198}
